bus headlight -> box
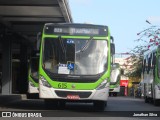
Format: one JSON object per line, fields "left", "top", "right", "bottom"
{"left": 40, "top": 76, "right": 52, "bottom": 88}
{"left": 96, "top": 80, "right": 107, "bottom": 90}
{"left": 29, "top": 81, "right": 35, "bottom": 87}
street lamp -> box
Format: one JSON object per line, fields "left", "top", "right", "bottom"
{"left": 146, "top": 20, "right": 151, "bottom": 25}
{"left": 145, "top": 20, "right": 160, "bottom": 47}
{"left": 137, "top": 20, "right": 153, "bottom": 35}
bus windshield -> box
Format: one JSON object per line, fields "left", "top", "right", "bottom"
{"left": 43, "top": 38, "right": 108, "bottom": 75}
{"left": 30, "top": 57, "right": 39, "bottom": 79}
{"left": 110, "top": 68, "right": 120, "bottom": 85}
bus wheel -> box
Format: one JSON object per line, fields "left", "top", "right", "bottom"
{"left": 153, "top": 99, "right": 159, "bottom": 106}
{"left": 145, "top": 97, "right": 149, "bottom": 103}
{"left": 93, "top": 101, "right": 106, "bottom": 111}
{"left": 27, "top": 93, "right": 39, "bottom": 99}
{"left": 113, "top": 93, "right": 117, "bottom": 97}
{"left": 44, "top": 99, "right": 58, "bottom": 110}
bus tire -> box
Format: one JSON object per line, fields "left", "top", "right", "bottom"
{"left": 27, "top": 93, "right": 39, "bottom": 99}
{"left": 113, "top": 93, "right": 117, "bottom": 97}
{"left": 59, "top": 101, "right": 66, "bottom": 110}
{"left": 145, "top": 97, "right": 149, "bottom": 103}
{"left": 44, "top": 99, "right": 58, "bottom": 109}
{"left": 93, "top": 101, "right": 106, "bottom": 111}
{"left": 153, "top": 99, "right": 159, "bottom": 106}
{"left": 26, "top": 93, "right": 32, "bottom": 99}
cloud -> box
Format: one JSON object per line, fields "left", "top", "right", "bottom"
{"left": 148, "top": 16, "right": 160, "bottom": 24}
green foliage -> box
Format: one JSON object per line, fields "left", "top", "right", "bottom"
{"left": 125, "top": 25, "right": 160, "bottom": 77}
{"left": 124, "top": 54, "right": 142, "bottom": 77}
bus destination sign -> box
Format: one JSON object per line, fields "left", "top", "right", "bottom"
{"left": 45, "top": 25, "right": 108, "bottom": 36}
{"left": 54, "top": 28, "right": 99, "bottom": 35}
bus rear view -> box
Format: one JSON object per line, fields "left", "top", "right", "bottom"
{"left": 109, "top": 63, "right": 121, "bottom": 96}
{"left": 39, "top": 23, "right": 114, "bottom": 110}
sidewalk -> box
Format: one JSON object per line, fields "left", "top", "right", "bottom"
{"left": 0, "top": 94, "right": 26, "bottom": 106}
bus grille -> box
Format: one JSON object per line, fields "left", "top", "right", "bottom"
{"left": 55, "top": 90, "right": 92, "bottom": 98}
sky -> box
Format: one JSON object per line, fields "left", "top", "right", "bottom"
{"left": 68, "top": 0, "right": 160, "bottom": 53}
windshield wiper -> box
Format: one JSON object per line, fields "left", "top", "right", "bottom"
{"left": 80, "top": 37, "right": 93, "bottom": 52}
{"left": 59, "top": 37, "right": 66, "bottom": 54}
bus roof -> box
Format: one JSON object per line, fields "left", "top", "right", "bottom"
{"left": 143, "top": 45, "right": 158, "bottom": 58}
{"left": 44, "top": 23, "right": 108, "bottom": 28}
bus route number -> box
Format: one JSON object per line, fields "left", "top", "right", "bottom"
{"left": 58, "top": 83, "right": 67, "bottom": 89}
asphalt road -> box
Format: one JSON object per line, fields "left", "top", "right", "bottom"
{"left": 0, "top": 96, "right": 160, "bottom": 120}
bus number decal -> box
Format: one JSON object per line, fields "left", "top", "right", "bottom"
{"left": 58, "top": 83, "right": 67, "bottom": 89}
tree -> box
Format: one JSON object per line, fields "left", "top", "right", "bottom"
{"left": 125, "top": 25, "right": 160, "bottom": 77}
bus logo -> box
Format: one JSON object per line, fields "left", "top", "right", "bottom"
{"left": 71, "top": 84, "right": 76, "bottom": 89}
{"left": 2, "top": 112, "right": 11, "bottom": 117}
{"left": 67, "top": 62, "right": 74, "bottom": 70}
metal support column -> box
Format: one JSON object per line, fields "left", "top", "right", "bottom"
{"left": 18, "top": 43, "right": 28, "bottom": 93}
{"left": 2, "top": 35, "right": 12, "bottom": 95}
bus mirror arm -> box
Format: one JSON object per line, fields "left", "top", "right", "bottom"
{"left": 110, "top": 36, "right": 115, "bottom": 55}
{"left": 37, "top": 32, "right": 42, "bottom": 51}
{"left": 111, "top": 43, "right": 115, "bottom": 55}
{"left": 110, "top": 36, "right": 114, "bottom": 43}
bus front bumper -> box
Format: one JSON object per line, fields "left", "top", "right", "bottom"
{"left": 28, "top": 82, "right": 39, "bottom": 93}
{"left": 39, "top": 82, "right": 109, "bottom": 101}
{"left": 109, "top": 86, "right": 120, "bottom": 93}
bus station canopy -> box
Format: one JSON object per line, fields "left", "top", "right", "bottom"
{"left": 0, "top": 0, "right": 73, "bottom": 42}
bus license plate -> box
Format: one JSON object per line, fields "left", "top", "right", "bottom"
{"left": 67, "top": 95, "right": 80, "bottom": 100}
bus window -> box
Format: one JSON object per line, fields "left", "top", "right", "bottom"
{"left": 66, "top": 43, "right": 75, "bottom": 62}
{"left": 143, "top": 59, "right": 146, "bottom": 74}
{"left": 145, "top": 56, "right": 149, "bottom": 74}
{"left": 150, "top": 53, "right": 153, "bottom": 69}
{"left": 147, "top": 57, "right": 151, "bottom": 74}
{"left": 153, "top": 53, "right": 156, "bottom": 77}
{"left": 157, "top": 56, "right": 160, "bottom": 78}
{"left": 152, "top": 53, "right": 156, "bottom": 66}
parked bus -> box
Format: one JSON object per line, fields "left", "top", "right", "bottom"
{"left": 109, "top": 63, "right": 121, "bottom": 96}
{"left": 142, "top": 45, "right": 160, "bottom": 106}
{"left": 38, "top": 23, "right": 115, "bottom": 110}
{"left": 28, "top": 53, "right": 39, "bottom": 94}
{"left": 28, "top": 33, "right": 41, "bottom": 96}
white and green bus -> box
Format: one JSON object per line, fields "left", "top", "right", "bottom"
{"left": 109, "top": 63, "right": 121, "bottom": 96}
{"left": 28, "top": 33, "right": 41, "bottom": 96}
{"left": 28, "top": 55, "right": 39, "bottom": 94}
{"left": 142, "top": 45, "right": 160, "bottom": 106}
{"left": 38, "top": 23, "right": 115, "bottom": 110}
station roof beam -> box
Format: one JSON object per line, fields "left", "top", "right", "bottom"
{"left": 0, "top": 0, "right": 73, "bottom": 43}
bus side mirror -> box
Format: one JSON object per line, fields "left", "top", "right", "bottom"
{"left": 111, "top": 43, "right": 115, "bottom": 55}
{"left": 37, "top": 32, "right": 42, "bottom": 51}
